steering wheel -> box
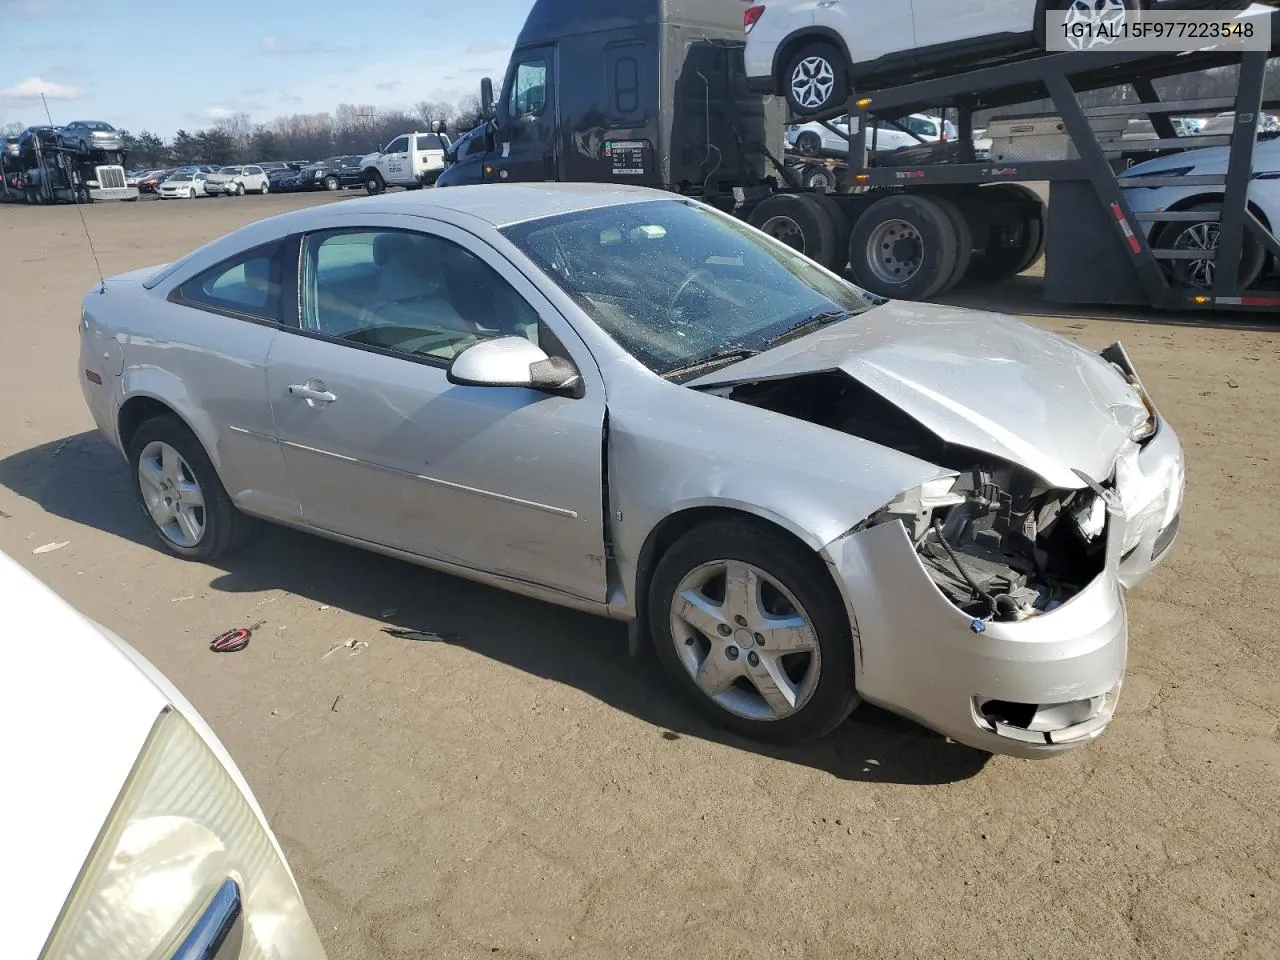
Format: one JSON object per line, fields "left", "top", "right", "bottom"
{"left": 668, "top": 268, "right": 718, "bottom": 314}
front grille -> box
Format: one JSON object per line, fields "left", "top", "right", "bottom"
{"left": 96, "top": 166, "right": 125, "bottom": 189}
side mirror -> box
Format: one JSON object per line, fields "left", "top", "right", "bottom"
{"left": 481, "top": 77, "right": 495, "bottom": 119}
{"left": 447, "top": 336, "right": 584, "bottom": 398}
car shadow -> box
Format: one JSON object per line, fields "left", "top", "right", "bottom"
{"left": 1, "top": 432, "right": 989, "bottom": 785}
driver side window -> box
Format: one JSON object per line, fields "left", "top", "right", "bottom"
{"left": 299, "top": 229, "right": 541, "bottom": 363}
{"left": 510, "top": 59, "right": 547, "bottom": 117}
{"left": 385, "top": 136, "right": 409, "bottom": 154}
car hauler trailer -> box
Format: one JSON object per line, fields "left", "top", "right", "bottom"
{"left": 0, "top": 135, "right": 137, "bottom": 204}
{"left": 442, "top": 0, "right": 1280, "bottom": 312}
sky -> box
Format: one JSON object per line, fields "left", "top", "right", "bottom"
{"left": 0, "top": 0, "right": 532, "bottom": 136}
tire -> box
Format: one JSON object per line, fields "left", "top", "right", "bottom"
{"left": 748, "top": 192, "right": 840, "bottom": 271}
{"left": 964, "top": 184, "right": 1048, "bottom": 282}
{"left": 1154, "top": 201, "right": 1266, "bottom": 291}
{"left": 235, "top": 182, "right": 245, "bottom": 196}
{"left": 929, "top": 195, "right": 974, "bottom": 295}
{"left": 811, "top": 193, "right": 853, "bottom": 274}
{"left": 795, "top": 131, "right": 821, "bottom": 157}
{"left": 127, "top": 416, "right": 256, "bottom": 562}
{"left": 324, "top": 175, "right": 340, "bottom": 191}
{"left": 364, "top": 170, "right": 386, "bottom": 195}
{"left": 783, "top": 42, "right": 850, "bottom": 118}
{"left": 648, "top": 519, "right": 859, "bottom": 743}
{"left": 1037, "top": 0, "right": 1140, "bottom": 50}
{"left": 187, "top": 188, "right": 195, "bottom": 199}
{"left": 848, "top": 194, "right": 960, "bottom": 300}
{"left": 260, "top": 180, "right": 270, "bottom": 194}
{"left": 801, "top": 165, "right": 834, "bottom": 190}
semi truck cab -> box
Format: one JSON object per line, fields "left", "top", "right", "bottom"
{"left": 436, "top": 0, "right": 782, "bottom": 204}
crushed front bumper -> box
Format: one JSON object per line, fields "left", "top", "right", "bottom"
{"left": 822, "top": 418, "right": 1183, "bottom": 758}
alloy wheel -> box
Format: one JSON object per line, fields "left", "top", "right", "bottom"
{"left": 790, "top": 56, "right": 836, "bottom": 111}
{"left": 1062, "top": 0, "right": 1130, "bottom": 50}
{"left": 668, "top": 559, "right": 822, "bottom": 722}
{"left": 137, "top": 440, "right": 207, "bottom": 548}
{"left": 1171, "top": 220, "right": 1219, "bottom": 289}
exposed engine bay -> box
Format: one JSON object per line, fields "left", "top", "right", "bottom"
{"left": 720, "top": 373, "right": 1111, "bottom": 621}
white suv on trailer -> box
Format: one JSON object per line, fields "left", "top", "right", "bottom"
{"left": 745, "top": 1, "right": 1254, "bottom": 118}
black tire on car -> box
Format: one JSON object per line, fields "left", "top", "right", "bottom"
{"left": 795, "top": 131, "right": 821, "bottom": 157}
{"left": 324, "top": 175, "right": 340, "bottom": 191}
{"left": 648, "top": 518, "right": 859, "bottom": 743}
{"left": 260, "top": 180, "right": 270, "bottom": 194}
{"left": 800, "top": 164, "right": 833, "bottom": 190}
{"left": 748, "top": 192, "right": 844, "bottom": 272}
{"left": 127, "top": 415, "right": 257, "bottom": 562}
{"left": 365, "top": 170, "right": 386, "bottom": 195}
{"left": 784, "top": 42, "right": 850, "bottom": 118}
{"left": 848, "top": 193, "right": 960, "bottom": 300}
{"left": 1155, "top": 201, "right": 1266, "bottom": 291}
{"left": 1037, "top": 0, "right": 1141, "bottom": 49}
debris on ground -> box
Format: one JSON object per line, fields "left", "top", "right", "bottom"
{"left": 0, "top": 509, "right": 11, "bottom": 519}
{"left": 383, "top": 627, "right": 464, "bottom": 643}
{"left": 210, "top": 619, "right": 267, "bottom": 653}
{"left": 323, "top": 638, "right": 369, "bottom": 661}
{"left": 51, "top": 439, "right": 72, "bottom": 458}
{"left": 32, "top": 541, "right": 69, "bottom": 555}
{"left": 331, "top": 694, "right": 342, "bottom": 712}
{"left": 170, "top": 595, "right": 195, "bottom": 603}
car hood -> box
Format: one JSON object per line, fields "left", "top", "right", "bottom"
{"left": 688, "top": 301, "right": 1147, "bottom": 489}
{"left": 3, "top": 551, "right": 168, "bottom": 960}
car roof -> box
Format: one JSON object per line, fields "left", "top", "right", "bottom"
{"left": 317, "top": 182, "right": 670, "bottom": 228}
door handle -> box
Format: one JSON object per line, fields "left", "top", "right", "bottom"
{"left": 288, "top": 383, "right": 337, "bottom": 404}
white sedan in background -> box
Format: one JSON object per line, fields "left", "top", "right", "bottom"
{"left": 207, "top": 165, "right": 271, "bottom": 196}
{"left": 787, "top": 113, "right": 956, "bottom": 158}
{"left": 1121, "top": 135, "right": 1280, "bottom": 289}
{"left": 158, "top": 170, "right": 212, "bottom": 199}
{"left": 2, "top": 550, "right": 328, "bottom": 960}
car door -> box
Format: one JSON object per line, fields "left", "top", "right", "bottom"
{"left": 822, "top": 116, "right": 851, "bottom": 154}
{"left": 910, "top": 0, "right": 1028, "bottom": 51}
{"left": 244, "top": 165, "right": 265, "bottom": 190}
{"left": 491, "top": 47, "right": 558, "bottom": 183}
{"left": 381, "top": 136, "right": 410, "bottom": 184}
{"left": 265, "top": 215, "right": 609, "bottom": 603}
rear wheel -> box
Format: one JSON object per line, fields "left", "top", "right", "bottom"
{"left": 1037, "top": 0, "right": 1141, "bottom": 50}
{"left": 783, "top": 42, "right": 849, "bottom": 118}
{"left": 648, "top": 519, "right": 858, "bottom": 743}
{"left": 1155, "top": 202, "right": 1266, "bottom": 291}
{"left": 260, "top": 180, "right": 270, "bottom": 194}
{"left": 848, "top": 194, "right": 960, "bottom": 300}
{"left": 930, "top": 195, "right": 974, "bottom": 295}
{"left": 964, "top": 184, "right": 1048, "bottom": 282}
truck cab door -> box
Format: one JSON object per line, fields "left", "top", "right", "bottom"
{"left": 381, "top": 135, "right": 411, "bottom": 184}
{"left": 491, "top": 46, "right": 558, "bottom": 183}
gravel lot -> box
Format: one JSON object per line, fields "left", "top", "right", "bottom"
{"left": 1, "top": 192, "right": 1277, "bottom": 960}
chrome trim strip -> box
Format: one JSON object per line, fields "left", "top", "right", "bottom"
{"left": 277, "top": 438, "right": 578, "bottom": 518}
{"left": 170, "top": 877, "right": 242, "bottom": 960}
{"left": 227, "top": 425, "right": 274, "bottom": 441}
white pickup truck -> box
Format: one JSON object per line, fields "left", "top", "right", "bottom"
{"left": 359, "top": 129, "right": 452, "bottom": 193}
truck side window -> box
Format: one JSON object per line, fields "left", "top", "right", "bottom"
{"left": 511, "top": 59, "right": 547, "bottom": 117}
{"left": 606, "top": 43, "right": 645, "bottom": 122}
{"left": 386, "top": 136, "right": 409, "bottom": 154}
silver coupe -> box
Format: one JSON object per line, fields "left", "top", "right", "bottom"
{"left": 78, "top": 183, "right": 1184, "bottom": 757}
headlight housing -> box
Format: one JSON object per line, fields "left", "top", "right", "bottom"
{"left": 42, "top": 708, "right": 326, "bottom": 960}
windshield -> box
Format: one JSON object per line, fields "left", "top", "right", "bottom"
{"left": 220, "top": 166, "right": 241, "bottom": 174}
{"left": 169, "top": 173, "right": 192, "bottom": 181}
{"left": 502, "top": 199, "right": 876, "bottom": 378}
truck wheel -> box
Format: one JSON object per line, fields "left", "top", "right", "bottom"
{"left": 1155, "top": 202, "right": 1265, "bottom": 291}
{"left": 784, "top": 43, "right": 849, "bottom": 118}
{"left": 748, "top": 193, "right": 840, "bottom": 272}
{"left": 811, "top": 194, "right": 852, "bottom": 274}
{"left": 364, "top": 170, "right": 385, "bottom": 195}
{"left": 930, "top": 195, "right": 974, "bottom": 295}
{"left": 324, "top": 175, "right": 340, "bottom": 191}
{"left": 965, "top": 184, "right": 1047, "bottom": 282}
{"left": 795, "top": 132, "right": 821, "bottom": 157}
{"left": 848, "top": 194, "right": 960, "bottom": 300}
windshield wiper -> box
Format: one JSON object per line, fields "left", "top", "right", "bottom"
{"left": 662, "top": 346, "right": 760, "bottom": 381}
{"left": 765, "top": 310, "right": 856, "bottom": 348}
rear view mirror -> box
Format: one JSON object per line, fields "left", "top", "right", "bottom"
{"left": 447, "top": 336, "right": 584, "bottom": 398}
{"left": 481, "top": 77, "right": 495, "bottom": 119}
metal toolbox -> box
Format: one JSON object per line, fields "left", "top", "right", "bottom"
{"left": 987, "top": 113, "right": 1130, "bottom": 161}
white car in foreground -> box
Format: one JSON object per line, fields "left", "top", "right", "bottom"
{"left": 2, "top": 550, "right": 328, "bottom": 960}
{"left": 1121, "top": 135, "right": 1280, "bottom": 289}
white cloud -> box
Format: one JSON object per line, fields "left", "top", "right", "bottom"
{"left": 259, "top": 33, "right": 354, "bottom": 56}
{"left": 202, "top": 106, "right": 235, "bottom": 120}
{"left": 465, "top": 41, "right": 508, "bottom": 55}
{"left": 0, "top": 76, "right": 83, "bottom": 101}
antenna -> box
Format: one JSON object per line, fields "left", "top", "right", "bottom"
{"left": 41, "top": 92, "right": 107, "bottom": 293}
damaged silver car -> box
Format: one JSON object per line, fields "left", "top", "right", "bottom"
{"left": 78, "top": 183, "right": 1184, "bottom": 757}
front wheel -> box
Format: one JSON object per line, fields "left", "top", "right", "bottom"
{"left": 1155, "top": 202, "right": 1266, "bottom": 291}
{"left": 128, "top": 416, "right": 257, "bottom": 561}
{"left": 364, "top": 170, "right": 385, "bottom": 195}
{"left": 324, "top": 175, "right": 340, "bottom": 191}
{"left": 648, "top": 519, "right": 858, "bottom": 743}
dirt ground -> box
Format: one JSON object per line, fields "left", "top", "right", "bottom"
{"left": 1, "top": 192, "right": 1277, "bottom": 960}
